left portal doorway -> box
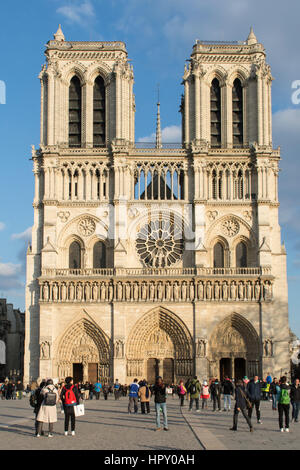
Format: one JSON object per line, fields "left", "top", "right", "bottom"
{"left": 73, "top": 363, "right": 83, "bottom": 383}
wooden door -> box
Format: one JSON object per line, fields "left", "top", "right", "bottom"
{"left": 88, "top": 363, "right": 98, "bottom": 383}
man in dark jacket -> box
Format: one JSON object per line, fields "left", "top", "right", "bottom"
{"left": 153, "top": 376, "right": 168, "bottom": 431}
{"left": 222, "top": 376, "right": 234, "bottom": 411}
{"left": 247, "top": 376, "right": 262, "bottom": 424}
{"left": 290, "top": 378, "right": 300, "bottom": 423}
{"left": 61, "top": 376, "right": 81, "bottom": 436}
{"left": 188, "top": 376, "right": 201, "bottom": 412}
{"left": 32, "top": 380, "right": 46, "bottom": 436}
{"left": 210, "top": 378, "right": 222, "bottom": 412}
{"left": 230, "top": 379, "right": 253, "bottom": 432}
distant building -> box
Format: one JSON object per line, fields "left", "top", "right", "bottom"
{"left": 25, "top": 26, "right": 290, "bottom": 385}
{"left": 0, "top": 299, "right": 25, "bottom": 381}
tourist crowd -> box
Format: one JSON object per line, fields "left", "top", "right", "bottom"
{"left": 1, "top": 372, "right": 299, "bottom": 436}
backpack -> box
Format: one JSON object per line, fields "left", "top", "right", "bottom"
{"left": 145, "top": 386, "right": 150, "bottom": 399}
{"left": 64, "top": 385, "right": 77, "bottom": 405}
{"left": 43, "top": 387, "right": 57, "bottom": 406}
{"left": 29, "top": 391, "right": 38, "bottom": 408}
{"left": 279, "top": 388, "right": 290, "bottom": 405}
{"left": 190, "top": 382, "right": 197, "bottom": 395}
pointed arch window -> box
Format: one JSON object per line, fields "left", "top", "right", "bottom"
{"left": 93, "top": 241, "right": 107, "bottom": 269}
{"left": 232, "top": 78, "right": 243, "bottom": 148}
{"left": 93, "top": 76, "right": 106, "bottom": 147}
{"left": 210, "top": 78, "right": 221, "bottom": 148}
{"left": 69, "top": 76, "right": 82, "bottom": 148}
{"left": 236, "top": 241, "right": 247, "bottom": 268}
{"left": 69, "top": 241, "right": 81, "bottom": 269}
{"left": 213, "top": 242, "right": 225, "bottom": 268}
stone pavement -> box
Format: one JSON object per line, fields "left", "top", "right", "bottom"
{"left": 0, "top": 395, "right": 299, "bottom": 451}
{"left": 0, "top": 395, "right": 202, "bottom": 451}
{"left": 182, "top": 398, "right": 300, "bottom": 450}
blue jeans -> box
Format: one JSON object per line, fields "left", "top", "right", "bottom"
{"left": 223, "top": 395, "right": 231, "bottom": 410}
{"left": 155, "top": 402, "right": 168, "bottom": 429}
{"left": 292, "top": 402, "right": 300, "bottom": 421}
{"left": 272, "top": 394, "right": 279, "bottom": 410}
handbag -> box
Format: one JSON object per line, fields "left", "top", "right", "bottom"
{"left": 74, "top": 403, "right": 85, "bottom": 417}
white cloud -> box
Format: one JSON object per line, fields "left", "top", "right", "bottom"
{"left": 138, "top": 125, "right": 181, "bottom": 143}
{"left": 0, "top": 222, "right": 5, "bottom": 231}
{"left": 11, "top": 227, "right": 32, "bottom": 242}
{"left": 0, "top": 262, "right": 21, "bottom": 277}
{"left": 57, "top": 0, "right": 95, "bottom": 25}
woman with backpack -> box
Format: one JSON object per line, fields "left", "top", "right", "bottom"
{"left": 36, "top": 379, "right": 59, "bottom": 438}
{"left": 201, "top": 381, "right": 210, "bottom": 409}
{"left": 278, "top": 376, "right": 291, "bottom": 432}
{"left": 60, "top": 376, "right": 81, "bottom": 436}
{"left": 138, "top": 380, "right": 152, "bottom": 414}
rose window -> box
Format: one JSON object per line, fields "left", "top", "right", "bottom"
{"left": 136, "top": 218, "right": 184, "bottom": 268}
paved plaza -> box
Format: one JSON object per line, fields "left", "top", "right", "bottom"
{"left": 0, "top": 395, "right": 299, "bottom": 451}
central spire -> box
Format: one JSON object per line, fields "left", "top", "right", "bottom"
{"left": 156, "top": 84, "right": 162, "bottom": 149}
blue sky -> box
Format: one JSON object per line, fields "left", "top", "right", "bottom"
{"left": 0, "top": 0, "right": 299, "bottom": 336}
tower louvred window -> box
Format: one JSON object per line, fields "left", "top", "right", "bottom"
{"left": 69, "top": 76, "right": 82, "bottom": 148}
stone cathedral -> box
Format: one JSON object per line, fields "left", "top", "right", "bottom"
{"left": 24, "top": 26, "right": 290, "bottom": 385}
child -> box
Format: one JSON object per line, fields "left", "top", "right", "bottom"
{"left": 201, "top": 380, "right": 210, "bottom": 409}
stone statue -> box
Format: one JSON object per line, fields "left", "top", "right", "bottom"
{"left": 166, "top": 282, "right": 172, "bottom": 301}
{"left": 101, "top": 282, "right": 106, "bottom": 301}
{"left": 173, "top": 282, "right": 179, "bottom": 301}
{"left": 149, "top": 283, "right": 155, "bottom": 301}
{"left": 157, "top": 282, "right": 163, "bottom": 301}
{"left": 214, "top": 282, "right": 220, "bottom": 300}
{"left": 141, "top": 282, "right": 147, "bottom": 301}
{"left": 133, "top": 283, "right": 139, "bottom": 301}
{"left": 206, "top": 282, "right": 212, "bottom": 300}
{"left": 61, "top": 283, "right": 67, "bottom": 302}
{"left": 222, "top": 282, "right": 228, "bottom": 301}
{"left": 125, "top": 283, "right": 131, "bottom": 301}
{"left": 43, "top": 283, "right": 49, "bottom": 302}
{"left": 182, "top": 282, "right": 187, "bottom": 301}
{"left": 197, "top": 281, "right": 204, "bottom": 300}
{"left": 52, "top": 283, "right": 58, "bottom": 301}
{"left": 69, "top": 283, "right": 75, "bottom": 301}
{"left": 246, "top": 281, "right": 252, "bottom": 301}
{"left": 238, "top": 282, "right": 244, "bottom": 301}
{"left": 93, "top": 283, "right": 98, "bottom": 301}
{"left": 77, "top": 283, "right": 83, "bottom": 301}
{"left": 85, "top": 283, "right": 91, "bottom": 301}
{"left": 117, "top": 282, "right": 123, "bottom": 301}
{"left": 230, "top": 282, "right": 237, "bottom": 301}
{"left": 40, "top": 342, "right": 50, "bottom": 360}
{"left": 108, "top": 282, "right": 114, "bottom": 302}
{"left": 189, "top": 282, "right": 195, "bottom": 301}
{"left": 255, "top": 282, "right": 261, "bottom": 301}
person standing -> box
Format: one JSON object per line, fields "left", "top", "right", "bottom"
{"left": 178, "top": 380, "right": 187, "bottom": 407}
{"left": 230, "top": 379, "right": 253, "bottom": 432}
{"left": 247, "top": 376, "right": 262, "bottom": 424}
{"left": 16, "top": 381, "right": 24, "bottom": 400}
{"left": 114, "top": 379, "right": 121, "bottom": 400}
{"left": 36, "top": 379, "right": 59, "bottom": 437}
{"left": 188, "top": 376, "right": 201, "bottom": 412}
{"left": 138, "top": 380, "right": 151, "bottom": 414}
{"left": 278, "top": 376, "right": 291, "bottom": 432}
{"left": 128, "top": 378, "right": 139, "bottom": 414}
{"left": 201, "top": 381, "right": 210, "bottom": 409}
{"left": 60, "top": 376, "right": 81, "bottom": 436}
{"left": 291, "top": 378, "right": 300, "bottom": 423}
{"left": 210, "top": 378, "right": 222, "bottom": 412}
{"left": 103, "top": 382, "right": 109, "bottom": 400}
{"left": 222, "top": 376, "right": 234, "bottom": 412}
{"left": 94, "top": 380, "right": 102, "bottom": 400}
{"left": 153, "top": 376, "right": 168, "bottom": 431}
{"left": 270, "top": 377, "right": 280, "bottom": 411}
{"left": 83, "top": 382, "right": 90, "bottom": 400}
{"left": 31, "top": 380, "right": 46, "bottom": 436}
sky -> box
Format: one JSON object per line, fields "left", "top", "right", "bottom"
{"left": 0, "top": 0, "right": 299, "bottom": 336}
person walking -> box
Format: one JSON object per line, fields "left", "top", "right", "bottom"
{"left": 114, "top": 379, "right": 121, "bottom": 400}
{"left": 128, "top": 378, "right": 139, "bottom": 414}
{"left": 103, "top": 383, "right": 109, "bottom": 400}
{"left": 210, "top": 378, "right": 222, "bottom": 412}
{"left": 178, "top": 380, "right": 187, "bottom": 407}
{"left": 291, "top": 378, "right": 300, "bottom": 423}
{"left": 247, "top": 376, "right": 263, "bottom": 424}
{"left": 270, "top": 377, "right": 280, "bottom": 411}
{"left": 222, "top": 376, "right": 234, "bottom": 412}
{"left": 94, "top": 380, "right": 102, "bottom": 400}
{"left": 83, "top": 382, "right": 90, "bottom": 400}
{"left": 188, "top": 376, "right": 201, "bottom": 412}
{"left": 138, "top": 380, "right": 151, "bottom": 414}
{"left": 153, "top": 376, "right": 168, "bottom": 431}
{"left": 278, "top": 376, "right": 291, "bottom": 432}
{"left": 201, "top": 381, "right": 210, "bottom": 409}
{"left": 16, "top": 381, "right": 24, "bottom": 400}
{"left": 60, "top": 376, "right": 81, "bottom": 436}
{"left": 230, "top": 379, "right": 253, "bottom": 432}
{"left": 36, "top": 379, "right": 59, "bottom": 437}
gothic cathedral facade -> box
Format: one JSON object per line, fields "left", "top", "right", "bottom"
{"left": 24, "top": 26, "right": 290, "bottom": 385}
